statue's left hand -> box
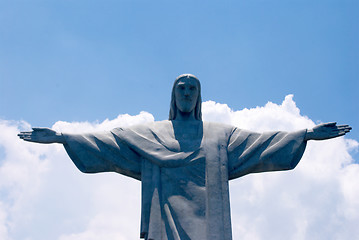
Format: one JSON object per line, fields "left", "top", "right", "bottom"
{"left": 305, "top": 122, "right": 352, "bottom": 141}
{"left": 18, "top": 128, "right": 65, "bottom": 144}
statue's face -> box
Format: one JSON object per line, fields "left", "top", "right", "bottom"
{"left": 174, "top": 77, "right": 199, "bottom": 113}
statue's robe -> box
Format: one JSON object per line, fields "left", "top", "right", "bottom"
{"left": 62, "top": 120, "right": 307, "bottom": 240}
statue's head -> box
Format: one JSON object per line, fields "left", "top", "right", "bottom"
{"left": 169, "top": 74, "right": 202, "bottom": 120}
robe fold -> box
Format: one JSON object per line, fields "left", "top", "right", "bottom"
{"left": 63, "top": 120, "right": 307, "bottom": 240}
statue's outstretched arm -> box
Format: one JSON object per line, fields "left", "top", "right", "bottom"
{"left": 305, "top": 122, "right": 352, "bottom": 141}
{"left": 18, "top": 128, "right": 65, "bottom": 144}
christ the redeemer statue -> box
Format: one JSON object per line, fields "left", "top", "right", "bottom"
{"left": 18, "top": 74, "right": 351, "bottom": 240}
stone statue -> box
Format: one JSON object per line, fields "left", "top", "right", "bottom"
{"left": 18, "top": 74, "right": 351, "bottom": 240}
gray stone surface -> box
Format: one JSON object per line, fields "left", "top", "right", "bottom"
{"left": 18, "top": 74, "right": 351, "bottom": 240}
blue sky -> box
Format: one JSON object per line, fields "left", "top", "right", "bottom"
{"left": 0, "top": 1, "right": 358, "bottom": 239}
{"left": 1, "top": 0, "right": 358, "bottom": 135}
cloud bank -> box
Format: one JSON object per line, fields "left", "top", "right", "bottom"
{"left": 0, "top": 95, "right": 358, "bottom": 240}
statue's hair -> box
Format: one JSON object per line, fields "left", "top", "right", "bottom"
{"left": 169, "top": 74, "right": 202, "bottom": 120}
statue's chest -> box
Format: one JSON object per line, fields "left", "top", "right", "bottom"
{"left": 154, "top": 121, "right": 230, "bottom": 153}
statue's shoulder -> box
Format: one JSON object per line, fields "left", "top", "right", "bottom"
{"left": 112, "top": 120, "right": 170, "bottom": 133}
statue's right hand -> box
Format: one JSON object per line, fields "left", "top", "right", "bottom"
{"left": 18, "top": 128, "right": 65, "bottom": 144}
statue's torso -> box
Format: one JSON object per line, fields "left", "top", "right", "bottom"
{"left": 133, "top": 121, "right": 234, "bottom": 240}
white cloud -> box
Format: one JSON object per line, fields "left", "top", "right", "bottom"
{"left": 0, "top": 202, "right": 10, "bottom": 240}
{"left": 203, "top": 95, "right": 313, "bottom": 131}
{"left": 52, "top": 111, "right": 155, "bottom": 133}
{"left": 0, "top": 95, "right": 357, "bottom": 240}
{"left": 0, "top": 120, "right": 52, "bottom": 240}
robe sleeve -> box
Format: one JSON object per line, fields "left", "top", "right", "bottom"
{"left": 62, "top": 130, "right": 142, "bottom": 180}
{"left": 227, "top": 128, "right": 307, "bottom": 180}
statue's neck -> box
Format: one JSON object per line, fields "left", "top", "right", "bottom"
{"left": 170, "top": 119, "right": 203, "bottom": 148}
{"left": 175, "top": 110, "right": 196, "bottom": 121}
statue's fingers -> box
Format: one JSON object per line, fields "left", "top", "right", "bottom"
{"left": 336, "top": 125, "right": 351, "bottom": 129}
{"left": 342, "top": 126, "right": 352, "bottom": 131}
{"left": 329, "top": 129, "right": 348, "bottom": 137}
{"left": 338, "top": 132, "right": 346, "bottom": 136}
{"left": 331, "top": 126, "right": 351, "bottom": 133}
{"left": 340, "top": 130, "right": 348, "bottom": 134}
{"left": 24, "top": 135, "right": 39, "bottom": 141}
{"left": 22, "top": 136, "right": 32, "bottom": 141}
{"left": 21, "top": 132, "right": 33, "bottom": 135}
{"left": 18, "top": 132, "right": 40, "bottom": 142}
{"left": 329, "top": 132, "right": 345, "bottom": 138}
{"left": 22, "top": 134, "right": 33, "bottom": 139}
{"left": 337, "top": 127, "right": 352, "bottom": 132}
{"left": 23, "top": 138, "right": 38, "bottom": 142}
{"left": 18, "top": 132, "right": 33, "bottom": 138}
{"left": 18, "top": 133, "right": 30, "bottom": 138}
{"left": 19, "top": 131, "right": 33, "bottom": 135}
{"left": 338, "top": 130, "right": 349, "bottom": 135}
{"left": 18, "top": 134, "right": 28, "bottom": 139}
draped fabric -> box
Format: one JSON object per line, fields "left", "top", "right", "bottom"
{"left": 63, "top": 120, "right": 307, "bottom": 240}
